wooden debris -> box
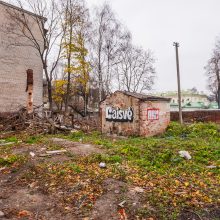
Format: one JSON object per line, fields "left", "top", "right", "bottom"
{"left": 0, "top": 106, "right": 100, "bottom": 136}
{"left": 46, "top": 150, "right": 67, "bottom": 155}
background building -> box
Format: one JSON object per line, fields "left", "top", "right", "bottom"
{"left": 158, "top": 90, "right": 216, "bottom": 111}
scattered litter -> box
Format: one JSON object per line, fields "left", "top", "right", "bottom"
{"left": 99, "top": 162, "right": 106, "bottom": 168}
{"left": 0, "top": 211, "right": 5, "bottom": 218}
{"left": 118, "top": 208, "right": 127, "bottom": 220}
{"left": 114, "top": 190, "right": 120, "bottom": 194}
{"left": 64, "top": 206, "right": 72, "bottom": 211}
{"left": 132, "top": 186, "right": 144, "bottom": 193}
{"left": 46, "top": 150, "right": 67, "bottom": 155}
{"left": 118, "top": 200, "right": 126, "bottom": 208}
{"left": 17, "top": 210, "right": 31, "bottom": 218}
{"left": 29, "top": 152, "right": 35, "bottom": 157}
{"left": 206, "top": 165, "right": 217, "bottom": 169}
{"left": 29, "top": 182, "right": 37, "bottom": 189}
{"left": 179, "top": 151, "right": 192, "bottom": 160}
{"left": 0, "top": 142, "right": 14, "bottom": 146}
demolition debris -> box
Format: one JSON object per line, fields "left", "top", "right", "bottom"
{"left": 0, "top": 107, "right": 99, "bottom": 135}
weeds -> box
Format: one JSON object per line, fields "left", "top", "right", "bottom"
{"left": 1, "top": 122, "right": 219, "bottom": 220}
{"left": 0, "top": 154, "right": 26, "bottom": 166}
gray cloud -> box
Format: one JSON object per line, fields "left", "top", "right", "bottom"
{"left": 88, "top": 0, "right": 220, "bottom": 93}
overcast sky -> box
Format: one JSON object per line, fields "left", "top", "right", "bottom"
{"left": 87, "top": 0, "right": 220, "bottom": 93}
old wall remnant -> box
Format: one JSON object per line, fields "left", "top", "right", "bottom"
{"left": 100, "top": 91, "right": 171, "bottom": 137}
{"left": 0, "top": 1, "right": 44, "bottom": 113}
{"left": 171, "top": 110, "right": 220, "bottom": 123}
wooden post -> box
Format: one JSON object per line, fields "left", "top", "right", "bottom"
{"left": 173, "top": 42, "right": 183, "bottom": 124}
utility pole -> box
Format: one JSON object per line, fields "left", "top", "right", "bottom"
{"left": 173, "top": 42, "right": 183, "bottom": 124}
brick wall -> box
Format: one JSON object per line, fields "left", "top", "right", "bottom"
{"left": 171, "top": 110, "right": 220, "bottom": 123}
{"left": 100, "top": 91, "right": 140, "bottom": 136}
{"left": 0, "top": 3, "right": 43, "bottom": 112}
{"left": 100, "top": 92, "right": 171, "bottom": 137}
{"left": 140, "top": 101, "right": 170, "bottom": 136}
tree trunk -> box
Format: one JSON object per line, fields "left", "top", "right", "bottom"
{"left": 47, "top": 81, "right": 53, "bottom": 111}
{"left": 44, "top": 67, "right": 53, "bottom": 112}
{"left": 64, "top": 70, "right": 71, "bottom": 118}
{"left": 84, "top": 94, "right": 87, "bottom": 117}
{"left": 98, "top": 67, "right": 102, "bottom": 102}
{"left": 218, "top": 83, "right": 220, "bottom": 109}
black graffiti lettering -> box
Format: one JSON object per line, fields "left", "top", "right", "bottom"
{"left": 105, "top": 107, "right": 133, "bottom": 122}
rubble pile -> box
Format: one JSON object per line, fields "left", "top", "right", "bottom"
{"left": 0, "top": 108, "right": 53, "bottom": 134}
{"left": 0, "top": 107, "right": 100, "bottom": 135}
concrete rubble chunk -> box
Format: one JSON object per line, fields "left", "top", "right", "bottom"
{"left": 46, "top": 150, "right": 67, "bottom": 155}
{"left": 132, "top": 186, "right": 144, "bottom": 193}
{"left": 99, "top": 162, "right": 106, "bottom": 168}
{"left": 0, "top": 211, "right": 5, "bottom": 218}
{"left": 29, "top": 152, "right": 35, "bottom": 157}
{"left": 0, "top": 142, "right": 14, "bottom": 146}
{"left": 118, "top": 200, "right": 126, "bottom": 208}
{"left": 179, "top": 151, "right": 192, "bottom": 160}
{"left": 206, "top": 165, "right": 217, "bottom": 169}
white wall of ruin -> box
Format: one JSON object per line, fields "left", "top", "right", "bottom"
{"left": 0, "top": 2, "right": 43, "bottom": 112}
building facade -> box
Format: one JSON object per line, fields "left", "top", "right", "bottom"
{"left": 0, "top": 1, "right": 44, "bottom": 113}
{"left": 100, "top": 91, "right": 171, "bottom": 137}
{"left": 158, "top": 90, "right": 211, "bottom": 111}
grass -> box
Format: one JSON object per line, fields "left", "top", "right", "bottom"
{"left": 0, "top": 154, "right": 26, "bottom": 166}
{"left": 60, "top": 122, "right": 220, "bottom": 218}
{"left": 1, "top": 122, "right": 219, "bottom": 219}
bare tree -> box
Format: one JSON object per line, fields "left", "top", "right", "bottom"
{"left": 116, "top": 42, "right": 155, "bottom": 93}
{"left": 6, "top": 0, "right": 63, "bottom": 111}
{"left": 205, "top": 39, "right": 220, "bottom": 108}
{"left": 90, "top": 3, "right": 155, "bottom": 98}
{"left": 104, "top": 24, "right": 131, "bottom": 94}
{"left": 90, "top": 3, "right": 120, "bottom": 101}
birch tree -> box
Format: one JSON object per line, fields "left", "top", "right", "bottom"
{"left": 90, "top": 3, "right": 119, "bottom": 101}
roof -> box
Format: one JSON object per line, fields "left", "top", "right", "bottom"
{"left": 119, "top": 91, "right": 171, "bottom": 102}
{"left": 208, "top": 102, "right": 219, "bottom": 109}
{"left": 0, "top": 0, "right": 47, "bottom": 20}
{"left": 183, "top": 102, "right": 206, "bottom": 109}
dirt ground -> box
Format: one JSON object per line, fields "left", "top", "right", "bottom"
{"left": 0, "top": 138, "right": 146, "bottom": 220}
{"left": 0, "top": 137, "right": 219, "bottom": 220}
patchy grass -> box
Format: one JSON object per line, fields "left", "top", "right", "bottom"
{"left": 0, "top": 154, "right": 26, "bottom": 166}
{"left": 1, "top": 122, "right": 219, "bottom": 219}
{"left": 58, "top": 122, "right": 220, "bottom": 219}
{"left": 24, "top": 135, "right": 43, "bottom": 144}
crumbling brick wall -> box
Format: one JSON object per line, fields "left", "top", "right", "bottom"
{"left": 100, "top": 91, "right": 171, "bottom": 137}
{"left": 0, "top": 2, "right": 43, "bottom": 112}
{"left": 140, "top": 101, "right": 170, "bottom": 136}
{"left": 171, "top": 110, "right": 220, "bottom": 123}
{"left": 100, "top": 91, "right": 140, "bottom": 136}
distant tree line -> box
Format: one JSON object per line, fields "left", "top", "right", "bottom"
{"left": 6, "top": 0, "right": 156, "bottom": 115}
